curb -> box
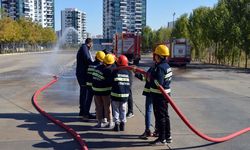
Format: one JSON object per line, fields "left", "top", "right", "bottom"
{"left": 0, "top": 51, "right": 53, "bottom": 57}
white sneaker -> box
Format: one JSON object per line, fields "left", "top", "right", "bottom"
{"left": 94, "top": 122, "right": 104, "bottom": 128}
{"left": 109, "top": 122, "right": 114, "bottom": 128}
{"left": 102, "top": 118, "right": 107, "bottom": 123}
{"left": 104, "top": 122, "right": 114, "bottom": 128}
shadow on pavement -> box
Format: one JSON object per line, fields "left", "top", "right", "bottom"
{"left": 0, "top": 113, "right": 80, "bottom": 150}
{"left": 55, "top": 131, "right": 150, "bottom": 149}
{"left": 0, "top": 112, "right": 151, "bottom": 150}
{"left": 171, "top": 142, "right": 220, "bottom": 150}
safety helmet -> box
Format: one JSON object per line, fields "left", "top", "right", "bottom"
{"left": 110, "top": 53, "right": 118, "bottom": 61}
{"left": 103, "top": 54, "right": 115, "bottom": 65}
{"left": 95, "top": 51, "right": 106, "bottom": 62}
{"left": 154, "top": 45, "right": 170, "bottom": 57}
{"left": 117, "top": 55, "right": 128, "bottom": 66}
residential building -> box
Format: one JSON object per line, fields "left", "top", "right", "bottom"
{"left": 103, "top": 0, "right": 146, "bottom": 39}
{"left": 61, "top": 8, "right": 86, "bottom": 45}
{"left": 0, "top": 0, "right": 55, "bottom": 28}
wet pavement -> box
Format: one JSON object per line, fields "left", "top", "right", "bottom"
{"left": 0, "top": 51, "right": 250, "bottom": 150}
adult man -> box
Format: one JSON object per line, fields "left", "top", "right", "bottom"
{"left": 149, "top": 45, "right": 173, "bottom": 145}
{"left": 76, "top": 38, "right": 95, "bottom": 119}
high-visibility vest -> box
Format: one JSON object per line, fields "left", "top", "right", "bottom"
{"left": 150, "top": 59, "right": 172, "bottom": 96}
{"left": 92, "top": 65, "right": 113, "bottom": 96}
{"left": 86, "top": 60, "right": 102, "bottom": 88}
{"left": 111, "top": 69, "right": 131, "bottom": 102}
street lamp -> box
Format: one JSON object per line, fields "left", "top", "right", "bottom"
{"left": 173, "top": 12, "right": 176, "bottom": 28}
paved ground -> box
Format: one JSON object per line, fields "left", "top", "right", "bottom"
{"left": 0, "top": 51, "right": 250, "bottom": 150}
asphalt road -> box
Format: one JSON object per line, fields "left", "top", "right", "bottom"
{"left": 0, "top": 51, "right": 250, "bottom": 150}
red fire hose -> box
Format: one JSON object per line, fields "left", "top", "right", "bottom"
{"left": 32, "top": 76, "right": 88, "bottom": 150}
{"left": 116, "top": 66, "right": 250, "bottom": 142}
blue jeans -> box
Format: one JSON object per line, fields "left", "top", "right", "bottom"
{"left": 145, "top": 96, "right": 153, "bottom": 130}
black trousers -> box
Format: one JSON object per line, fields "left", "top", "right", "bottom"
{"left": 127, "top": 89, "right": 133, "bottom": 114}
{"left": 79, "top": 86, "right": 93, "bottom": 116}
{"left": 79, "top": 85, "right": 87, "bottom": 115}
{"left": 152, "top": 94, "right": 171, "bottom": 141}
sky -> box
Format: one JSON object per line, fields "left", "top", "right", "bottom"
{"left": 55, "top": 0, "right": 218, "bottom": 36}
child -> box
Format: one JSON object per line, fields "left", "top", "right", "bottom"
{"left": 135, "top": 66, "right": 159, "bottom": 139}
{"left": 83, "top": 51, "right": 106, "bottom": 120}
{"left": 92, "top": 54, "right": 115, "bottom": 128}
{"left": 111, "top": 55, "right": 131, "bottom": 131}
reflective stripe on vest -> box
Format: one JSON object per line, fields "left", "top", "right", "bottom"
{"left": 88, "top": 68, "right": 95, "bottom": 72}
{"left": 164, "top": 72, "right": 172, "bottom": 79}
{"left": 87, "top": 68, "right": 95, "bottom": 75}
{"left": 143, "top": 88, "right": 150, "bottom": 93}
{"left": 92, "top": 86, "right": 111, "bottom": 92}
{"left": 150, "top": 88, "right": 171, "bottom": 94}
{"left": 92, "top": 72, "right": 105, "bottom": 80}
{"left": 114, "top": 77, "right": 129, "bottom": 82}
{"left": 111, "top": 92, "right": 129, "bottom": 98}
{"left": 86, "top": 82, "right": 92, "bottom": 86}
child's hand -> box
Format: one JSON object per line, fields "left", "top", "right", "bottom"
{"left": 146, "top": 73, "right": 151, "bottom": 82}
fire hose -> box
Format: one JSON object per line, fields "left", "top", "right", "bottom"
{"left": 116, "top": 66, "right": 250, "bottom": 142}
{"left": 32, "top": 76, "right": 88, "bottom": 150}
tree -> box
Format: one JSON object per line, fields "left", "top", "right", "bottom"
{"left": 188, "top": 7, "right": 211, "bottom": 60}
{"left": 141, "top": 26, "right": 153, "bottom": 51}
{"left": 42, "top": 27, "right": 57, "bottom": 46}
{"left": 171, "top": 13, "right": 189, "bottom": 39}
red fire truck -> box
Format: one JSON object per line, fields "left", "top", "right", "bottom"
{"left": 113, "top": 33, "right": 141, "bottom": 65}
{"left": 166, "top": 38, "right": 191, "bottom": 66}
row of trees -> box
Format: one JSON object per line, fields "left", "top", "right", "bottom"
{"left": 0, "top": 16, "right": 57, "bottom": 53}
{"left": 141, "top": 26, "right": 172, "bottom": 52}
{"left": 142, "top": 0, "right": 250, "bottom": 68}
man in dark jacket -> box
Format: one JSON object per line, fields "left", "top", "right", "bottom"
{"left": 76, "top": 38, "right": 94, "bottom": 119}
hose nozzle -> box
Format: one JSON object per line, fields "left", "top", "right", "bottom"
{"left": 53, "top": 75, "right": 58, "bottom": 80}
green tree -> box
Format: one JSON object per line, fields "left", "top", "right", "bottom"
{"left": 172, "top": 13, "right": 189, "bottom": 39}
{"left": 188, "top": 7, "right": 211, "bottom": 60}
{"left": 141, "top": 26, "right": 153, "bottom": 51}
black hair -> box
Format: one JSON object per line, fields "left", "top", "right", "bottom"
{"left": 85, "top": 38, "right": 92, "bottom": 44}
{"left": 102, "top": 49, "right": 109, "bottom": 54}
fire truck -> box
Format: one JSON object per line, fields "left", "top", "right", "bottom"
{"left": 166, "top": 38, "right": 191, "bottom": 66}
{"left": 113, "top": 33, "right": 141, "bottom": 65}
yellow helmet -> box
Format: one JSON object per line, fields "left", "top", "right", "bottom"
{"left": 154, "top": 45, "right": 170, "bottom": 57}
{"left": 103, "top": 54, "right": 115, "bottom": 65}
{"left": 95, "top": 51, "right": 106, "bottom": 62}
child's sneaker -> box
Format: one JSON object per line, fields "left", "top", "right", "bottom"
{"left": 102, "top": 118, "right": 107, "bottom": 123}
{"left": 149, "top": 138, "right": 167, "bottom": 146}
{"left": 113, "top": 123, "right": 120, "bottom": 131}
{"left": 166, "top": 136, "right": 172, "bottom": 143}
{"left": 139, "top": 129, "right": 153, "bottom": 140}
{"left": 104, "top": 122, "right": 114, "bottom": 128}
{"left": 94, "top": 122, "right": 104, "bottom": 128}
{"left": 126, "top": 113, "right": 134, "bottom": 118}
{"left": 120, "top": 122, "right": 125, "bottom": 131}
{"left": 153, "top": 130, "right": 159, "bottom": 137}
